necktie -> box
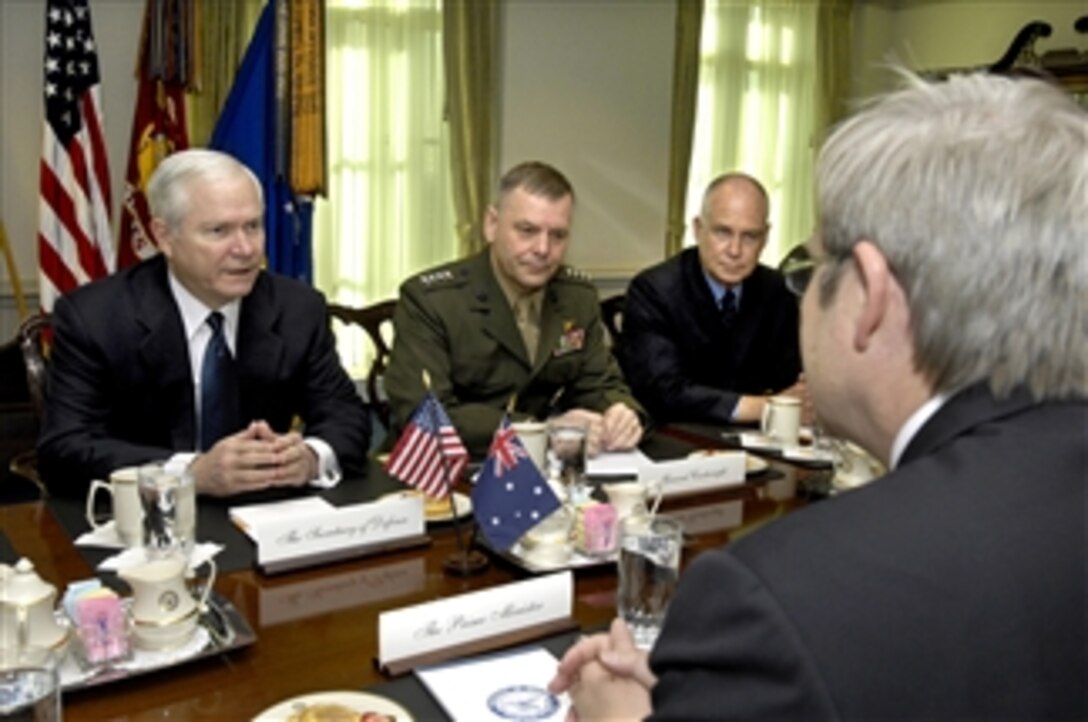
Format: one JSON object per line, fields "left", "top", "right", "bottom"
{"left": 515, "top": 296, "right": 540, "bottom": 364}
{"left": 721, "top": 289, "right": 738, "bottom": 327}
{"left": 200, "top": 312, "right": 238, "bottom": 450}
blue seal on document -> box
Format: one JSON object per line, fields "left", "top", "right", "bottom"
{"left": 487, "top": 685, "right": 560, "bottom": 720}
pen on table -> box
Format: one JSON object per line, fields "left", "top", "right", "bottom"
{"left": 545, "top": 387, "right": 565, "bottom": 419}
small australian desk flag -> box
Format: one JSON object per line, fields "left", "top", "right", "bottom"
{"left": 472, "top": 416, "right": 561, "bottom": 550}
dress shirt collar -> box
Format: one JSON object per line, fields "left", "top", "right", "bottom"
{"left": 889, "top": 391, "right": 951, "bottom": 469}
{"left": 167, "top": 271, "right": 241, "bottom": 352}
{"left": 703, "top": 270, "right": 742, "bottom": 309}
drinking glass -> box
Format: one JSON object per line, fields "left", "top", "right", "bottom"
{"left": 137, "top": 462, "right": 196, "bottom": 559}
{"left": 546, "top": 420, "right": 589, "bottom": 504}
{"left": 617, "top": 516, "right": 682, "bottom": 650}
{"left": 0, "top": 646, "right": 61, "bottom": 721}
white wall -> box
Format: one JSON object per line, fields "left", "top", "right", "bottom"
{"left": 499, "top": 0, "right": 676, "bottom": 289}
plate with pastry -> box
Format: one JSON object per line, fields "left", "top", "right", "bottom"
{"left": 252, "top": 690, "right": 413, "bottom": 721}
{"left": 378, "top": 490, "right": 473, "bottom": 523}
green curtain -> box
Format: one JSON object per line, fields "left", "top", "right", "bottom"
{"left": 814, "top": 0, "right": 853, "bottom": 149}
{"left": 188, "top": 0, "right": 264, "bottom": 146}
{"left": 664, "top": 0, "right": 704, "bottom": 257}
{"left": 686, "top": 0, "right": 853, "bottom": 262}
{"left": 443, "top": 0, "right": 498, "bottom": 256}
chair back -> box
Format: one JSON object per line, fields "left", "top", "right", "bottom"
{"left": 17, "top": 313, "right": 51, "bottom": 423}
{"left": 328, "top": 300, "right": 397, "bottom": 431}
{"left": 600, "top": 294, "right": 625, "bottom": 352}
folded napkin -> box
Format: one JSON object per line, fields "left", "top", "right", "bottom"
{"left": 75, "top": 521, "right": 126, "bottom": 550}
{"left": 96, "top": 543, "right": 223, "bottom": 572}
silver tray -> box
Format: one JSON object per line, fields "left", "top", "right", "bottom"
{"left": 59, "top": 591, "right": 255, "bottom": 692}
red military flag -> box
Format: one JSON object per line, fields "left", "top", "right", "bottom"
{"left": 116, "top": 0, "right": 191, "bottom": 269}
{"left": 385, "top": 393, "right": 469, "bottom": 498}
{"left": 38, "top": 0, "right": 113, "bottom": 312}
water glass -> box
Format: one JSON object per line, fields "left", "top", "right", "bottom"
{"left": 137, "top": 462, "right": 196, "bottom": 558}
{"left": 0, "top": 646, "right": 61, "bottom": 721}
{"left": 547, "top": 420, "right": 588, "bottom": 503}
{"left": 617, "top": 516, "right": 682, "bottom": 650}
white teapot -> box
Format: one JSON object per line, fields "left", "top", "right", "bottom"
{"left": 0, "top": 558, "right": 68, "bottom": 652}
{"left": 119, "top": 554, "right": 215, "bottom": 651}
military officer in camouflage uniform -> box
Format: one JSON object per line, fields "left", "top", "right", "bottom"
{"left": 386, "top": 161, "right": 645, "bottom": 456}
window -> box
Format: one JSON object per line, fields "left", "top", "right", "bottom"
{"left": 685, "top": 1, "right": 818, "bottom": 263}
{"left": 316, "top": 0, "right": 457, "bottom": 375}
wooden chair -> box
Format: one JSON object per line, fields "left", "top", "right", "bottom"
{"left": 5, "top": 313, "right": 51, "bottom": 498}
{"left": 600, "top": 294, "right": 626, "bottom": 353}
{"left": 328, "top": 300, "right": 397, "bottom": 433}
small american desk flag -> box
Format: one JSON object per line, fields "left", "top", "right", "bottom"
{"left": 38, "top": 0, "right": 113, "bottom": 312}
{"left": 385, "top": 393, "right": 468, "bottom": 498}
{"left": 472, "top": 416, "right": 562, "bottom": 551}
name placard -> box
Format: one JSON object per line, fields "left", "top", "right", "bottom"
{"left": 252, "top": 496, "right": 428, "bottom": 573}
{"left": 378, "top": 572, "right": 573, "bottom": 674}
{"left": 639, "top": 453, "right": 746, "bottom": 498}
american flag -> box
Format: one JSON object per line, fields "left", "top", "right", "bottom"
{"left": 385, "top": 393, "right": 469, "bottom": 498}
{"left": 472, "top": 417, "right": 561, "bottom": 551}
{"left": 38, "top": 0, "right": 113, "bottom": 312}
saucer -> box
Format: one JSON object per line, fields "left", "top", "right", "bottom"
{"left": 252, "top": 690, "right": 414, "bottom": 721}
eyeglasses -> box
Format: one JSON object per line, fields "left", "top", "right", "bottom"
{"left": 780, "top": 245, "right": 826, "bottom": 297}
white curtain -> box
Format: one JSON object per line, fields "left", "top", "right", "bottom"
{"left": 686, "top": 1, "right": 818, "bottom": 263}
{"left": 315, "top": 0, "right": 457, "bottom": 375}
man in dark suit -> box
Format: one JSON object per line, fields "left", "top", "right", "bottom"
{"left": 39, "top": 150, "right": 370, "bottom": 498}
{"left": 621, "top": 173, "right": 803, "bottom": 425}
{"left": 550, "top": 72, "right": 1086, "bottom": 720}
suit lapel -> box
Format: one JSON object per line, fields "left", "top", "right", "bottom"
{"left": 132, "top": 257, "right": 197, "bottom": 450}
{"left": 237, "top": 273, "right": 286, "bottom": 408}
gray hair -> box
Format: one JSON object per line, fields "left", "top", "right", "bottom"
{"left": 817, "top": 71, "right": 1087, "bottom": 401}
{"left": 147, "top": 149, "right": 264, "bottom": 230}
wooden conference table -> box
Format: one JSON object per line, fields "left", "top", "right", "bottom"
{"left": 0, "top": 425, "right": 828, "bottom": 721}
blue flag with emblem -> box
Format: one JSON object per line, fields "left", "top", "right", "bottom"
{"left": 210, "top": 2, "right": 312, "bottom": 283}
{"left": 472, "top": 416, "right": 562, "bottom": 551}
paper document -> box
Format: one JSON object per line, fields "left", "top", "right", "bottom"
{"left": 229, "top": 497, "right": 335, "bottom": 541}
{"left": 416, "top": 647, "right": 568, "bottom": 722}
{"left": 587, "top": 449, "right": 652, "bottom": 478}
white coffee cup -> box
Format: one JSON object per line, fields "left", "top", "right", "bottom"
{"left": 761, "top": 395, "right": 802, "bottom": 447}
{"left": 602, "top": 481, "right": 648, "bottom": 520}
{"left": 85, "top": 467, "right": 142, "bottom": 546}
{"left": 511, "top": 420, "right": 547, "bottom": 473}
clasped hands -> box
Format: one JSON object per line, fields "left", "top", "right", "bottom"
{"left": 189, "top": 420, "right": 318, "bottom": 496}
{"left": 552, "top": 403, "right": 643, "bottom": 457}
{"left": 548, "top": 618, "right": 656, "bottom": 722}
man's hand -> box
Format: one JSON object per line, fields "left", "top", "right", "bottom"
{"left": 735, "top": 375, "right": 812, "bottom": 424}
{"left": 190, "top": 421, "right": 318, "bottom": 496}
{"left": 549, "top": 618, "right": 655, "bottom": 722}
{"left": 600, "top": 403, "right": 643, "bottom": 452}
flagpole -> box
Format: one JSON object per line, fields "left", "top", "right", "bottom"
{"left": 421, "top": 370, "right": 488, "bottom": 576}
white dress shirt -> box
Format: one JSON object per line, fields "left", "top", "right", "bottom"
{"left": 165, "top": 272, "right": 341, "bottom": 488}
